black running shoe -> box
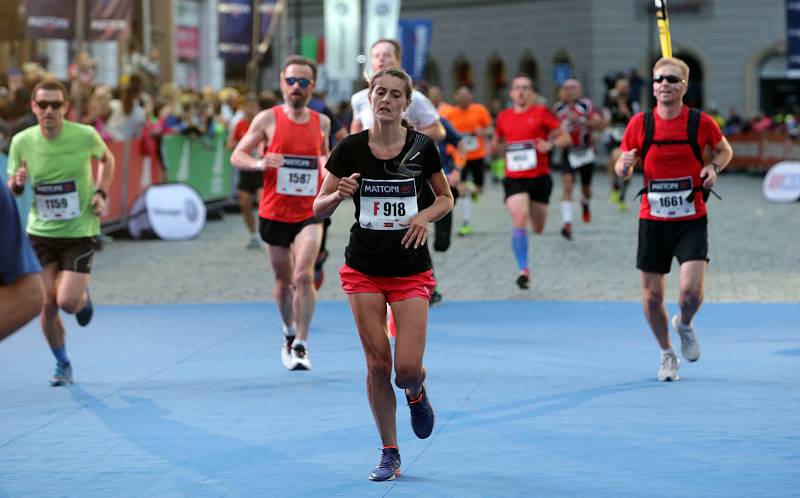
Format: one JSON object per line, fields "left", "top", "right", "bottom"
{"left": 407, "top": 386, "right": 435, "bottom": 439}
{"left": 560, "top": 223, "right": 573, "bottom": 241}
{"left": 515, "top": 270, "right": 530, "bottom": 290}
{"left": 368, "top": 447, "right": 401, "bottom": 481}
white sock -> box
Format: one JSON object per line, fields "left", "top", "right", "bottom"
{"left": 661, "top": 347, "right": 675, "bottom": 357}
{"left": 282, "top": 323, "right": 296, "bottom": 337}
{"left": 676, "top": 314, "right": 693, "bottom": 330}
{"left": 561, "top": 201, "right": 573, "bottom": 223}
{"left": 461, "top": 195, "right": 472, "bottom": 224}
{"left": 292, "top": 339, "right": 307, "bottom": 349}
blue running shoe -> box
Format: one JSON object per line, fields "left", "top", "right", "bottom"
{"left": 50, "top": 362, "right": 73, "bottom": 387}
{"left": 407, "top": 386, "right": 435, "bottom": 439}
{"left": 76, "top": 290, "right": 93, "bottom": 327}
{"left": 368, "top": 447, "right": 401, "bottom": 481}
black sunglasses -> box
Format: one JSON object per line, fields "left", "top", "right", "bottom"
{"left": 34, "top": 100, "right": 64, "bottom": 110}
{"left": 284, "top": 77, "right": 311, "bottom": 88}
{"left": 653, "top": 74, "right": 686, "bottom": 85}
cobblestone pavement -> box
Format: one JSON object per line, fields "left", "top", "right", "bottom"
{"left": 91, "top": 170, "right": 799, "bottom": 304}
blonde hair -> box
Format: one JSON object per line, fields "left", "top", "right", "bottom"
{"left": 654, "top": 57, "right": 690, "bottom": 81}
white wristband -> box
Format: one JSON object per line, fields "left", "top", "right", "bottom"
{"left": 255, "top": 159, "right": 264, "bottom": 171}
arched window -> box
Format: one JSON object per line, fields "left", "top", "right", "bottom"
{"left": 452, "top": 55, "right": 473, "bottom": 89}
{"left": 485, "top": 53, "right": 507, "bottom": 103}
{"left": 757, "top": 52, "right": 800, "bottom": 116}
{"left": 517, "top": 51, "right": 539, "bottom": 91}
{"left": 423, "top": 56, "right": 441, "bottom": 87}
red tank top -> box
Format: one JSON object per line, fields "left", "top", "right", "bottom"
{"left": 259, "top": 106, "right": 325, "bottom": 222}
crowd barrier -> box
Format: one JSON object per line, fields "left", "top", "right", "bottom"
{"left": 726, "top": 132, "right": 800, "bottom": 171}
{"left": 3, "top": 133, "right": 234, "bottom": 234}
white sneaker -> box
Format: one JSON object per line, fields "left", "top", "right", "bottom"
{"left": 281, "top": 335, "right": 295, "bottom": 369}
{"left": 658, "top": 351, "right": 680, "bottom": 382}
{"left": 672, "top": 315, "right": 701, "bottom": 362}
{"left": 290, "top": 343, "right": 311, "bottom": 371}
{"left": 246, "top": 235, "right": 261, "bottom": 250}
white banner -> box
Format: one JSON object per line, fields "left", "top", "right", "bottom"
{"left": 324, "top": 0, "right": 360, "bottom": 80}
{"left": 363, "top": 0, "right": 400, "bottom": 54}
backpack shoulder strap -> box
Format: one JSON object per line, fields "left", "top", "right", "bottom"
{"left": 686, "top": 108, "right": 703, "bottom": 165}
{"left": 641, "top": 110, "right": 654, "bottom": 166}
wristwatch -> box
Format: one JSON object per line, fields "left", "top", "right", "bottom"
{"left": 710, "top": 162, "right": 720, "bottom": 174}
{"left": 255, "top": 159, "right": 264, "bottom": 171}
{"left": 94, "top": 188, "right": 108, "bottom": 200}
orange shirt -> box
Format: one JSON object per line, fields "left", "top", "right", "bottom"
{"left": 441, "top": 103, "right": 492, "bottom": 160}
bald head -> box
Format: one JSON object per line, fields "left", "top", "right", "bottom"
{"left": 561, "top": 79, "right": 582, "bottom": 103}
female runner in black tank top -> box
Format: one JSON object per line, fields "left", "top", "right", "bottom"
{"left": 314, "top": 67, "right": 453, "bottom": 481}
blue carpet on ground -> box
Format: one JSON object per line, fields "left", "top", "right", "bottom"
{"left": 0, "top": 301, "right": 798, "bottom": 497}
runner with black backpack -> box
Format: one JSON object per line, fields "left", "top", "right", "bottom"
{"left": 615, "top": 57, "right": 732, "bottom": 382}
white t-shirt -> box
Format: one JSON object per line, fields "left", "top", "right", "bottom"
{"left": 350, "top": 88, "right": 439, "bottom": 130}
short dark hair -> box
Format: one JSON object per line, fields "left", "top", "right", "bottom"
{"left": 31, "top": 79, "right": 68, "bottom": 100}
{"left": 370, "top": 39, "right": 402, "bottom": 61}
{"left": 282, "top": 55, "right": 318, "bottom": 81}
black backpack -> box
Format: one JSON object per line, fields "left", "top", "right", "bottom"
{"left": 637, "top": 108, "right": 719, "bottom": 202}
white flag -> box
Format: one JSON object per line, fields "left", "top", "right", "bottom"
{"left": 324, "top": 0, "right": 361, "bottom": 80}
{"left": 363, "top": 0, "right": 400, "bottom": 54}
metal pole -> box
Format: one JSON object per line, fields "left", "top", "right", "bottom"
{"left": 73, "top": 0, "right": 87, "bottom": 120}
{"left": 142, "top": 0, "right": 152, "bottom": 54}
{"left": 295, "top": 0, "right": 301, "bottom": 54}
{"left": 247, "top": 0, "right": 261, "bottom": 91}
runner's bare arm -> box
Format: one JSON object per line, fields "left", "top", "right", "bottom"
{"left": 400, "top": 171, "right": 454, "bottom": 249}
{"left": 231, "top": 109, "right": 274, "bottom": 170}
{"left": 92, "top": 146, "right": 115, "bottom": 214}
{"left": 416, "top": 120, "right": 446, "bottom": 142}
{"left": 615, "top": 149, "right": 639, "bottom": 179}
{"left": 320, "top": 114, "right": 331, "bottom": 156}
{"left": 314, "top": 172, "right": 360, "bottom": 219}
{"left": 700, "top": 136, "right": 733, "bottom": 189}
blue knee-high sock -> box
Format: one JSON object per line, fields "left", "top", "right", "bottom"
{"left": 511, "top": 228, "right": 529, "bottom": 271}
{"left": 51, "top": 346, "right": 70, "bottom": 366}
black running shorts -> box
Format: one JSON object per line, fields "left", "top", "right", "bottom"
{"left": 637, "top": 216, "right": 708, "bottom": 274}
{"left": 259, "top": 216, "right": 321, "bottom": 248}
{"left": 29, "top": 235, "right": 98, "bottom": 274}
{"left": 502, "top": 175, "right": 553, "bottom": 204}
{"left": 460, "top": 158, "right": 486, "bottom": 187}
{"left": 237, "top": 170, "right": 264, "bottom": 195}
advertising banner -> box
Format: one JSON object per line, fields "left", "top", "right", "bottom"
{"left": 324, "top": 0, "right": 361, "bottom": 80}
{"left": 397, "top": 18, "right": 432, "bottom": 80}
{"left": 162, "top": 134, "right": 233, "bottom": 202}
{"left": 788, "top": 0, "right": 800, "bottom": 75}
{"left": 364, "top": 0, "right": 400, "bottom": 54}
{"left": 25, "top": 0, "right": 131, "bottom": 41}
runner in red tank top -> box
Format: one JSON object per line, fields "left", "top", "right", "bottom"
{"left": 615, "top": 57, "right": 732, "bottom": 382}
{"left": 231, "top": 56, "right": 331, "bottom": 371}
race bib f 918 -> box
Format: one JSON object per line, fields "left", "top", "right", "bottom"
{"left": 35, "top": 180, "right": 80, "bottom": 221}
{"left": 277, "top": 155, "right": 319, "bottom": 196}
{"left": 359, "top": 178, "right": 418, "bottom": 231}
{"left": 647, "top": 176, "right": 696, "bottom": 218}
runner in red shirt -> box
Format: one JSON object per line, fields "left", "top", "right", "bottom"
{"left": 227, "top": 94, "right": 263, "bottom": 249}
{"left": 492, "top": 74, "right": 572, "bottom": 289}
{"left": 615, "top": 57, "right": 732, "bottom": 382}
{"left": 231, "top": 56, "right": 331, "bottom": 371}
